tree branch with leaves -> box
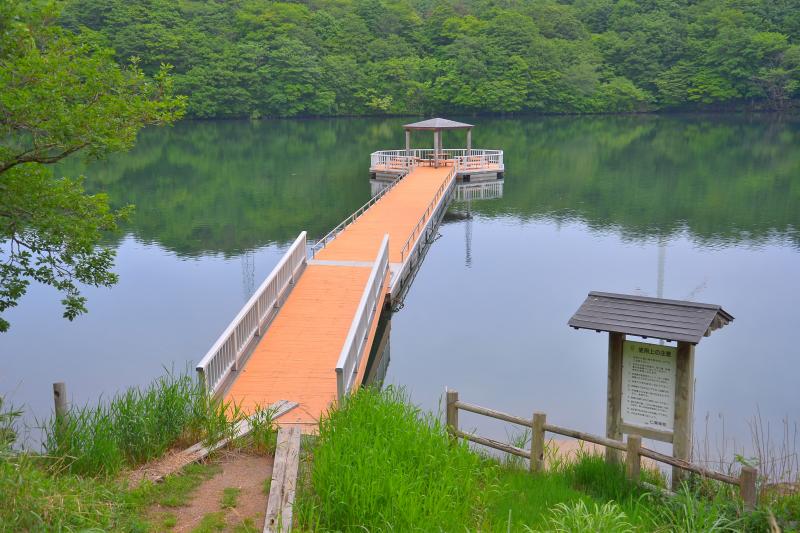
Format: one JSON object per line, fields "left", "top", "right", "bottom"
{"left": 0, "top": 0, "right": 185, "bottom": 331}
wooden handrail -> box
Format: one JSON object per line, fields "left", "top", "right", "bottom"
{"left": 446, "top": 389, "right": 758, "bottom": 510}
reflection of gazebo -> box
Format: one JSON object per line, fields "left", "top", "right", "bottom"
{"left": 404, "top": 118, "right": 474, "bottom": 168}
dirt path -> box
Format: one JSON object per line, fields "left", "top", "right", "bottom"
{"left": 148, "top": 451, "right": 273, "bottom": 532}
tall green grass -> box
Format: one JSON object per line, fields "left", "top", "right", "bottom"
{"left": 42, "top": 371, "right": 237, "bottom": 477}
{"left": 0, "top": 372, "right": 279, "bottom": 530}
{"left": 0, "top": 455, "right": 137, "bottom": 531}
{"left": 296, "top": 386, "right": 494, "bottom": 531}
{"left": 0, "top": 448, "right": 228, "bottom": 531}
{"left": 295, "top": 387, "right": 772, "bottom": 532}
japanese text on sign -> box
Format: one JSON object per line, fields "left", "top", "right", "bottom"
{"left": 621, "top": 340, "right": 676, "bottom": 432}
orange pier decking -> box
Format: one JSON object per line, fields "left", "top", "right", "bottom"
{"left": 204, "top": 165, "right": 455, "bottom": 429}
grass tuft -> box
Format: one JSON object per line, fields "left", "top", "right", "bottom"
{"left": 192, "top": 511, "right": 226, "bottom": 532}
{"left": 528, "top": 500, "right": 636, "bottom": 532}
{"left": 232, "top": 517, "right": 260, "bottom": 532}
{"left": 221, "top": 487, "right": 241, "bottom": 509}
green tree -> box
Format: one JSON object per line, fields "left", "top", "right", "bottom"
{"left": 59, "top": 0, "right": 800, "bottom": 117}
{"left": 0, "top": 0, "right": 185, "bottom": 331}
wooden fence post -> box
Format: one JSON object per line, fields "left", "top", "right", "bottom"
{"left": 446, "top": 389, "right": 459, "bottom": 439}
{"left": 531, "top": 412, "right": 546, "bottom": 473}
{"left": 53, "top": 382, "right": 67, "bottom": 418}
{"left": 53, "top": 382, "right": 67, "bottom": 442}
{"left": 625, "top": 434, "right": 641, "bottom": 481}
{"left": 739, "top": 466, "right": 757, "bottom": 511}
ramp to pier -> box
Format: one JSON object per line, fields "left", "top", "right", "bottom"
{"left": 225, "top": 264, "right": 386, "bottom": 425}
{"left": 209, "top": 165, "right": 454, "bottom": 429}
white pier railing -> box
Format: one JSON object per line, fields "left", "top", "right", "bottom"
{"left": 311, "top": 173, "right": 403, "bottom": 257}
{"left": 336, "top": 234, "right": 390, "bottom": 400}
{"left": 400, "top": 167, "right": 456, "bottom": 262}
{"left": 196, "top": 232, "right": 307, "bottom": 394}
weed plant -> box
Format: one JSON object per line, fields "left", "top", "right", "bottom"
{"left": 647, "top": 486, "right": 745, "bottom": 532}
{"left": 0, "top": 454, "right": 135, "bottom": 531}
{"left": 527, "top": 500, "right": 637, "bottom": 532}
{"left": 235, "top": 405, "right": 279, "bottom": 455}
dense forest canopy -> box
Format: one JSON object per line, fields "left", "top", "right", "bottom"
{"left": 61, "top": 0, "right": 800, "bottom": 118}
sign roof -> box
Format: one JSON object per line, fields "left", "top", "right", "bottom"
{"left": 568, "top": 291, "right": 734, "bottom": 344}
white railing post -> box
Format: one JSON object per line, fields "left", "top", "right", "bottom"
{"left": 336, "top": 368, "right": 345, "bottom": 401}
{"left": 233, "top": 334, "right": 240, "bottom": 371}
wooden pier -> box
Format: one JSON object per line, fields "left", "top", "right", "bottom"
{"left": 196, "top": 122, "right": 503, "bottom": 430}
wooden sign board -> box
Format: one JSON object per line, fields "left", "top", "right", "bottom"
{"left": 621, "top": 340, "right": 676, "bottom": 434}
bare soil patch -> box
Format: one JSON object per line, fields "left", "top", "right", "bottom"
{"left": 148, "top": 450, "right": 273, "bottom": 532}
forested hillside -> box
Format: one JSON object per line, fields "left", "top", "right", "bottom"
{"left": 61, "top": 0, "right": 800, "bottom": 118}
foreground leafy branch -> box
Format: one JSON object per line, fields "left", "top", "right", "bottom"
{"left": 0, "top": 0, "right": 186, "bottom": 331}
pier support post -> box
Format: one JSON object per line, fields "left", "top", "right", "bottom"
{"left": 531, "top": 412, "right": 546, "bottom": 473}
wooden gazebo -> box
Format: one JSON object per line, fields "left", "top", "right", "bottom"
{"left": 404, "top": 118, "right": 473, "bottom": 167}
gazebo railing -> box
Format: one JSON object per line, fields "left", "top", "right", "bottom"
{"left": 370, "top": 149, "right": 503, "bottom": 172}
{"left": 370, "top": 150, "right": 417, "bottom": 173}
{"left": 454, "top": 150, "right": 503, "bottom": 172}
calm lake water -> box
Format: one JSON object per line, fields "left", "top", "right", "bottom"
{"left": 2, "top": 115, "right": 798, "bottom": 461}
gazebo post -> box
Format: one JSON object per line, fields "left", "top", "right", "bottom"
{"left": 433, "top": 129, "right": 439, "bottom": 167}
{"left": 405, "top": 129, "right": 411, "bottom": 156}
{"left": 466, "top": 128, "right": 472, "bottom": 153}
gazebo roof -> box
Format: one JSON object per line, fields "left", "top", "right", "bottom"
{"left": 403, "top": 118, "right": 474, "bottom": 130}
{"left": 568, "top": 291, "right": 734, "bottom": 344}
